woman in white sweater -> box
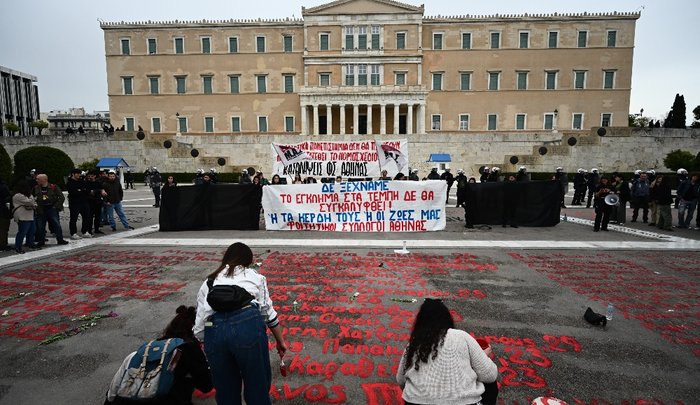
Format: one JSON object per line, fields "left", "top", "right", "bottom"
{"left": 397, "top": 298, "right": 498, "bottom": 405}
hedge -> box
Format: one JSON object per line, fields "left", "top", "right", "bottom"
{"left": 13, "top": 146, "right": 74, "bottom": 189}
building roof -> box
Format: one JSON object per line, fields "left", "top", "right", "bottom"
{"left": 428, "top": 154, "right": 451, "bottom": 163}
{"left": 96, "top": 157, "right": 130, "bottom": 168}
{"left": 303, "top": 0, "right": 423, "bottom": 15}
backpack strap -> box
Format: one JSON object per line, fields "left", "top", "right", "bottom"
{"left": 207, "top": 278, "right": 214, "bottom": 291}
{"left": 142, "top": 338, "right": 174, "bottom": 388}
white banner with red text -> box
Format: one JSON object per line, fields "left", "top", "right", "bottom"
{"left": 262, "top": 180, "right": 447, "bottom": 232}
{"left": 271, "top": 139, "right": 409, "bottom": 179}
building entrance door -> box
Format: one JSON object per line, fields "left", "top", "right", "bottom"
{"left": 359, "top": 115, "right": 367, "bottom": 135}
{"left": 319, "top": 116, "right": 327, "bottom": 135}
{"left": 399, "top": 115, "right": 407, "bottom": 134}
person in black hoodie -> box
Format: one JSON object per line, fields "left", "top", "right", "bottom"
{"left": 67, "top": 169, "right": 95, "bottom": 239}
{"left": 593, "top": 177, "right": 612, "bottom": 232}
{"left": 654, "top": 175, "right": 674, "bottom": 231}
{"left": 105, "top": 305, "right": 213, "bottom": 405}
{"left": 611, "top": 174, "right": 631, "bottom": 225}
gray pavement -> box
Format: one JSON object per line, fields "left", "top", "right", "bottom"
{"left": 0, "top": 185, "right": 699, "bottom": 404}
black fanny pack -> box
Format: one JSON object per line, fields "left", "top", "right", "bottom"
{"left": 206, "top": 278, "right": 254, "bottom": 312}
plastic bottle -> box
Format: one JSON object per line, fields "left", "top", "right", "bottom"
{"left": 279, "top": 358, "right": 287, "bottom": 377}
{"left": 606, "top": 303, "right": 614, "bottom": 320}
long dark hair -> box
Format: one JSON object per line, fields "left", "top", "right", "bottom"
{"left": 208, "top": 242, "right": 253, "bottom": 278}
{"left": 158, "top": 305, "right": 196, "bottom": 341}
{"left": 13, "top": 181, "right": 31, "bottom": 197}
{"left": 404, "top": 298, "right": 454, "bottom": 371}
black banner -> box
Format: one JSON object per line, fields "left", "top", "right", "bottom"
{"left": 466, "top": 181, "right": 562, "bottom": 227}
{"left": 159, "top": 184, "right": 262, "bottom": 231}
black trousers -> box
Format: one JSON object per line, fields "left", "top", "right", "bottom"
{"left": 69, "top": 200, "right": 91, "bottom": 235}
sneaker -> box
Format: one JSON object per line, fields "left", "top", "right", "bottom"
{"left": 126, "top": 226, "right": 135, "bottom": 230}
{"left": 57, "top": 240, "right": 69, "bottom": 245}
{"left": 71, "top": 233, "right": 82, "bottom": 240}
{"left": 83, "top": 232, "right": 93, "bottom": 238}
{"left": 111, "top": 226, "right": 117, "bottom": 231}
{"left": 15, "top": 248, "right": 25, "bottom": 254}
{"left": 94, "top": 230, "right": 104, "bottom": 234}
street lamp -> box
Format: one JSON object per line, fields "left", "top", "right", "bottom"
{"left": 175, "top": 112, "right": 181, "bottom": 136}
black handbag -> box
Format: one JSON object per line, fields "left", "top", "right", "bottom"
{"left": 583, "top": 307, "right": 607, "bottom": 327}
{"left": 206, "top": 278, "right": 254, "bottom": 312}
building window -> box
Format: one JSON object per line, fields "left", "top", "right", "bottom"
{"left": 319, "top": 73, "right": 330, "bottom": 86}
{"left": 574, "top": 71, "right": 586, "bottom": 89}
{"left": 577, "top": 31, "right": 588, "bottom": 48}
{"left": 174, "top": 37, "right": 184, "bottom": 54}
{"left": 149, "top": 77, "right": 159, "bottom": 94}
{"left": 358, "top": 64, "right": 368, "bottom": 85}
{"left": 345, "top": 26, "right": 354, "bottom": 49}
{"left": 459, "top": 114, "right": 469, "bottom": 130}
{"left": 229, "top": 75, "right": 240, "bottom": 93}
{"left": 370, "top": 65, "right": 380, "bottom": 85}
{"left": 516, "top": 114, "right": 526, "bottom": 130}
{"left": 202, "top": 76, "right": 213, "bottom": 94}
{"left": 544, "top": 113, "right": 555, "bottom": 130}
{"left": 231, "top": 116, "right": 241, "bottom": 132}
{"left": 460, "top": 73, "right": 471, "bottom": 91}
{"left": 432, "top": 73, "right": 442, "bottom": 91}
{"left": 201, "top": 37, "right": 211, "bottom": 54}
{"left": 371, "top": 26, "right": 381, "bottom": 49}
{"left": 517, "top": 71, "right": 528, "bottom": 90}
{"left": 433, "top": 33, "right": 443, "bottom": 50}
{"left": 431, "top": 115, "right": 441, "bottom": 130}
{"left": 147, "top": 38, "right": 157, "bottom": 54}
{"left": 604, "top": 70, "right": 616, "bottom": 89}
{"left": 258, "top": 116, "right": 268, "bottom": 132}
{"left": 122, "top": 77, "right": 133, "bottom": 95}
{"left": 572, "top": 113, "right": 583, "bottom": 129}
{"left": 204, "top": 116, "right": 214, "bottom": 133}
{"left": 176, "top": 76, "right": 186, "bottom": 94}
{"left": 283, "top": 35, "right": 293, "bottom": 52}
{"left": 395, "top": 72, "right": 406, "bottom": 85}
{"left": 285, "top": 116, "right": 294, "bottom": 132}
{"left": 256, "top": 75, "right": 267, "bottom": 93}
{"left": 461, "top": 32, "right": 471, "bottom": 49}
{"left": 345, "top": 65, "right": 355, "bottom": 85}
{"left": 396, "top": 32, "right": 405, "bottom": 49}
{"left": 256, "top": 36, "right": 266, "bottom": 53}
{"left": 283, "top": 74, "right": 294, "bottom": 93}
{"left": 178, "top": 117, "right": 187, "bottom": 133}
{"left": 151, "top": 117, "right": 161, "bottom": 133}
{"left": 320, "top": 33, "right": 329, "bottom": 50}
{"left": 601, "top": 113, "right": 612, "bottom": 127}
{"left": 487, "top": 114, "right": 498, "bottom": 130}
{"left": 125, "top": 117, "right": 135, "bottom": 131}
{"left": 546, "top": 71, "right": 557, "bottom": 90}
{"left": 358, "top": 26, "right": 368, "bottom": 49}
{"left": 519, "top": 32, "right": 529, "bottom": 49}
{"left": 488, "top": 72, "right": 500, "bottom": 91}
{"left": 229, "top": 37, "right": 238, "bottom": 53}
{"left": 548, "top": 31, "right": 558, "bottom": 48}
{"left": 607, "top": 30, "right": 617, "bottom": 47}
{"left": 121, "top": 38, "right": 130, "bottom": 55}
{"left": 490, "top": 32, "right": 500, "bottom": 49}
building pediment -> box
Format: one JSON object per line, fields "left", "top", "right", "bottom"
{"left": 302, "top": 0, "right": 423, "bottom": 16}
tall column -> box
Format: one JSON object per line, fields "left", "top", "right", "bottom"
{"left": 326, "top": 104, "right": 333, "bottom": 135}
{"left": 366, "top": 104, "right": 373, "bottom": 135}
{"left": 300, "top": 104, "right": 308, "bottom": 135}
{"left": 393, "top": 104, "right": 400, "bottom": 134}
{"left": 312, "top": 104, "right": 319, "bottom": 136}
{"left": 417, "top": 103, "right": 426, "bottom": 134}
{"left": 380, "top": 103, "right": 386, "bottom": 135}
{"left": 407, "top": 104, "right": 413, "bottom": 134}
{"left": 340, "top": 104, "right": 346, "bottom": 135}
{"left": 353, "top": 104, "right": 359, "bottom": 135}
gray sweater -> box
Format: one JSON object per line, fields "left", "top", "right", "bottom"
{"left": 12, "top": 193, "right": 37, "bottom": 222}
{"left": 397, "top": 328, "right": 498, "bottom": 405}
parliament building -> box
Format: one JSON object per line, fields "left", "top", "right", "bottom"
{"left": 101, "top": 0, "right": 639, "bottom": 137}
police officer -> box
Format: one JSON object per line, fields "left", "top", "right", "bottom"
{"left": 516, "top": 166, "right": 529, "bottom": 182}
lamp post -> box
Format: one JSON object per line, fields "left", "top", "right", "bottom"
{"left": 175, "top": 112, "right": 181, "bottom": 136}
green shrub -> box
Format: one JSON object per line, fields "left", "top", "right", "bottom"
{"left": 78, "top": 158, "right": 100, "bottom": 172}
{"left": 663, "top": 149, "right": 695, "bottom": 172}
{"left": 13, "top": 146, "right": 74, "bottom": 189}
{"left": 0, "top": 143, "right": 12, "bottom": 183}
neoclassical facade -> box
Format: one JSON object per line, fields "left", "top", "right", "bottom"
{"left": 101, "top": 0, "right": 639, "bottom": 137}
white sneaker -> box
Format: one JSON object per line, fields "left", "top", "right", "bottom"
{"left": 71, "top": 233, "right": 82, "bottom": 240}
{"left": 82, "top": 232, "right": 93, "bottom": 238}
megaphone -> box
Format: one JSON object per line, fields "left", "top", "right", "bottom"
{"left": 604, "top": 194, "right": 620, "bottom": 206}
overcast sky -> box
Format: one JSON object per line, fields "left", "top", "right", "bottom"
{"left": 1, "top": 0, "right": 697, "bottom": 124}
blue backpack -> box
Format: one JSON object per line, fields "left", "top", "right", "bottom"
{"left": 108, "top": 338, "right": 185, "bottom": 401}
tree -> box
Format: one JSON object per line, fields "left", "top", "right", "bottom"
{"left": 0, "top": 144, "right": 12, "bottom": 183}
{"left": 692, "top": 105, "right": 700, "bottom": 128}
{"left": 78, "top": 158, "right": 99, "bottom": 172}
{"left": 3, "top": 122, "right": 20, "bottom": 136}
{"left": 663, "top": 149, "right": 695, "bottom": 172}
{"left": 12, "top": 146, "right": 74, "bottom": 189}
{"left": 629, "top": 114, "right": 650, "bottom": 128}
{"left": 669, "top": 93, "right": 687, "bottom": 128}
{"left": 29, "top": 120, "right": 49, "bottom": 135}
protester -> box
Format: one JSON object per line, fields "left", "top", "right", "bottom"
{"left": 396, "top": 298, "right": 498, "bottom": 405}
{"left": 12, "top": 181, "right": 38, "bottom": 254}
{"left": 32, "top": 173, "right": 69, "bottom": 246}
{"left": 102, "top": 170, "right": 135, "bottom": 231}
{"left": 105, "top": 305, "right": 213, "bottom": 404}
{"left": 149, "top": 167, "right": 163, "bottom": 208}
{"left": 66, "top": 169, "right": 94, "bottom": 240}
{"left": 193, "top": 242, "right": 287, "bottom": 405}
{"left": 593, "top": 177, "right": 612, "bottom": 232}
{"left": 271, "top": 174, "right": 282, "bottom": 185}
{"left": 654, "top": 174, "right": 673, "bottom": 231}
{"left": 124, "top": 169, "right": 134, "bottom": 190}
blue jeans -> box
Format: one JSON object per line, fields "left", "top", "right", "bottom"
{"left": 35, "top": 206, "right": 65, "bottom": 242}
{"left": 678, "top": 199, "right": 697, "bottom": 228}
{"left": 105, "top": 201, "right": 130, "bottom": 228}
{"left": 204, "top": 306, "right": 272, "bottom": 405}
{"left": 15, "top": 220, "right": 36, "bottom": 250}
